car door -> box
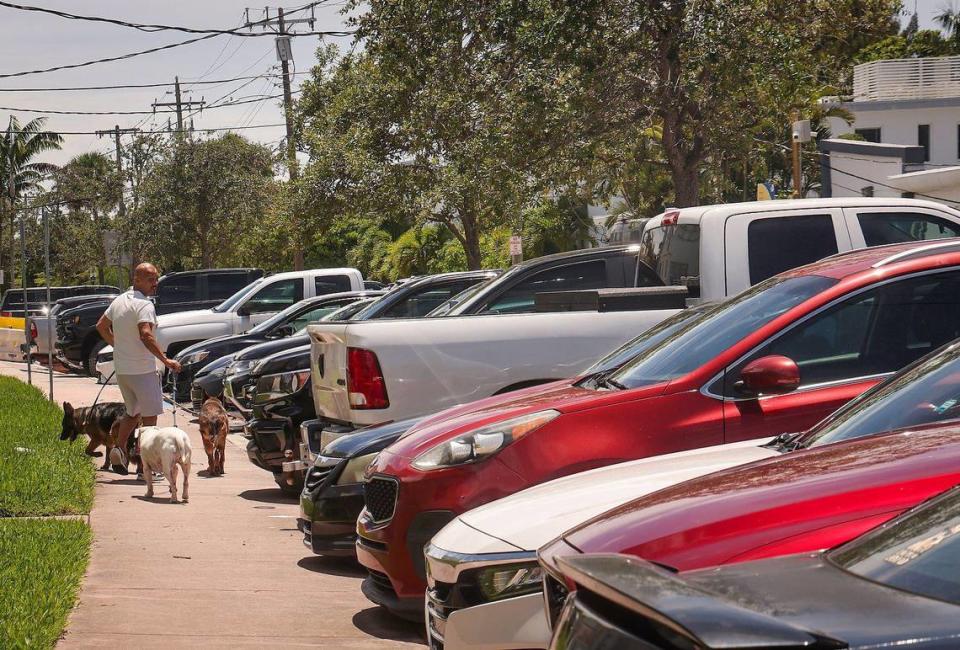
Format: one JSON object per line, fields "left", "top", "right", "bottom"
{"left": 724, "top": 209, "right": 852, "bottom": 296}
{"left": 717, "top": 268, "right": 960, "bottom": 442}
{"left": 237, "top": 278, "right": 305, "bottom": 332}
{"left": 844, "top": 207, "right": 960, "bottom": 249}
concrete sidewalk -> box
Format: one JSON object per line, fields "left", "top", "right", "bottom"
{"left": 0, "top": 361, "right": 423, "bottom": 648}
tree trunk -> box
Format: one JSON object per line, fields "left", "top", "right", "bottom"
{"left": 460, "top": 212, "right": 482, "bottom": 270}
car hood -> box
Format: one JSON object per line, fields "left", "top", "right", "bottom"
{"left": 178, "top": 332, "right": 267, "bottom": 359}
{"left": 454, "top": 438, "right": 777, "bottom": 552}
{"left": 388, "top": 380, "right": 667, "bottom": 460}
{"left": 235, "top": 333, "right": 308, "bottom": 362}
{"left": 324, "top": 417, "right": 426, "bottom": 458}
{"left": 157, "top": 309, "right": 222, "bottom": 328}
{"left": 564, "top": 424, "right": 960, "bottom": 571}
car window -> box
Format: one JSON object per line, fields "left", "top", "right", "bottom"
{"left": 212, "top": 278, "right": 263, "bottom": 313}
{"left": 481, "top": 261, "right": 610, "bottom": 314}
{"left": 157, "top": 275, "right": 197, "bottom": 304}
{"left": 859, "top": 212, "right": 960, "bottom": 247}
{"left": 381, "top": 281, "right": 479, "bottom": 318}
{"left": 639, "top": 224, "right": 700, "bottom": 294}
{"left": 290, "top": 303, "right": 352, "bottom": 330}
{"left": 207, "top": 272, "right": 253, "bottom": 300}
{"left": 721, "top": 269, "right": 960, "bottom": 396}
{"left": 244, "top": 279, "right": 304, "bottom": 314}
{"left": 315, "top": 275, "right": 353, "bottom": 296}
{"left": 748, "top": 214, "right": 838, "bottom": 285}
{"left": 426, "top": 280, "right": 493, "bottom": 317}
{"left": 830, "top": 486, "right": 960, "bottom": 606}
{"left": 800, "top": 342, "right": 960, "bottom": 448}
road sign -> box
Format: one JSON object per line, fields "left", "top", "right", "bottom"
{"left": 509, "top": 235, "right": 522, "bottom": 256}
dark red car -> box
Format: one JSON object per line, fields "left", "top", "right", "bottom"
{"left": 538, "top": 422, "right": 960, "bottom": 629}
{"left": 357, "top": 240, "right": 960, "bottom": 616}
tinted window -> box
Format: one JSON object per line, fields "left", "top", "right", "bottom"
{"left": 382, "top": 281, "right": 478, "bottom": 318}
{"left": 748, "top": 214, "right": 838, "bottom": 285}
{"left": 290, "top": 302, "right": 355, "bottom": 330}
{"left": 244, "top": 279, "right": 303, "bottom": 314}
{"left": 919, "top": 124, "right": 930, "bottom": 162}
{"left": 482, "top": 261, "right": 609, "bottom": 314}
{"left": 859, "top": 212, "right": 960, "bottom": 247}
{"left": 801, "top": 342, "right": 960, "bottom": 448}
{"left": 855, "top": 127, "right": 881, "bottom": 143}
{"left": 425, "top": 279, "right": 494, "bottom": 317}
{"left": 831, "top": 487, "right": 960, "bottom": 606}
{"left": 207, "top": 272, "right": 252, "bottom": 300}
{"left": 157, "top": 275, "right": 198, "bottom": 304}
{"left": 610, "top": 275, "right": 837, "bottom": 390}
{"left": 639, "top": 224, "right": 700, "bottom": 294}
{"left": 314, "top": 275, "right": 353, "bottom": 296}
{"left": 725, "top": 269, "right": 960, "bottom": 395}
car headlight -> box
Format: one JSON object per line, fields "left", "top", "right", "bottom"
{"left": 72, "top": 315, "right": 82, "bottom": 325}
{"left": 475, "top": 561, "right": 543, "bottom": 602}
{"left": 179, "top": 350, "right": 209, "bottom": 365}
{"left": 411, "top": 410, "right": 560, "bottom": 471}
{"left": 336, "top": 452, "right": 379, "bottom": 485}
{"left": 98, "top": 351, "right": 113, "bottom": 362}
{"left": 226, "top": 359, "right": 255, "bottom": 377}
{"left": 253, "top": 369, "right": 311, "bottom": 403}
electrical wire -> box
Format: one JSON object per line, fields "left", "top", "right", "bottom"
{"left": 3, "top": 123, "right": 288, "bottom": 135}
{"left": 0, "top": 93, "right": 295, "bottom": 115}
{"left": 0, "top": 71, "right": 309, "bottom": 92}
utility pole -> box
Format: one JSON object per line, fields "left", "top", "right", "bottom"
{"left": 789, "top": 111, "right": 813, "bottom": 199}
{"left": 247, "top": 5, "right": 315, "bottom": 270}
{"left": 152, "top": 77, "right": 205, "bottom": 136}
{"left": 96, "top": 125, "right": 139, "bottom": 286}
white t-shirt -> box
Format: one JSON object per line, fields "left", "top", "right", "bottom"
{"left": 104, "top": 290, "right": 159, "bottom": 375}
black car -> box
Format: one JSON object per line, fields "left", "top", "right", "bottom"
{"left": 55, "top": 298, "right": 121, "bottom": 375}
{"left": 153, "top": 268, "right": 263, "bottom": 315}
{"left": 175, "top": 290, "right": 383, "bottom": 399}
{"left": 298, "top": 418, "right": 423, "bottom": 555}
{"left": 550, "top": 485, "right": 960, "bottom": 650}
{"left": 2, "top": 285, "right": 119, "bottom": 318}
{"left": 347, "top": 270, "right": 500, "bottom": 321}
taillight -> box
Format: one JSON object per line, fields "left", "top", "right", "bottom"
{"left": 0, "top": 311, "right": 11, "bottom": 318}
{"left": 29, "top": 321, "right": 37, "bottom": 341}
{"left": 346, "top": 347, "right": 389, "bottom": 409}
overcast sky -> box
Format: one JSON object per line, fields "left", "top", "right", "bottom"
{"left": 0, "top": 1, "right": 951, "bottom": 169}
{"left": 0, "top": 0, "right": 355, "bottom": 166}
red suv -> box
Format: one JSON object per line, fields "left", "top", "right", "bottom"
{"left": 357, "top": 240, "right": 960, "bottom": 617}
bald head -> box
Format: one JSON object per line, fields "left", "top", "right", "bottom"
{"left": 132, "top": 263, "right": 160, "bottom": 296}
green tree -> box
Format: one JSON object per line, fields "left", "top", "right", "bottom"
{"left": 936, "top": 2, "right": 960, "bottom": 43}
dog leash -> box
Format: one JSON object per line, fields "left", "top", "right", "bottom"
{"left": 83, "top": 368, "right": 117, "bottom": 430}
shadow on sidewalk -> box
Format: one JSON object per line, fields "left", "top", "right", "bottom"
{"left": 237, "top": 488, "right": 297, "bottom": 504}
{"left": 297, "top": 555, "right": 366, "bottom": 578}
{"left": 352, "top": 607, "right": 425, "bottom": 645}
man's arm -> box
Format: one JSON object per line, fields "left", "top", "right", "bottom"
{"left": 138, "top": 322, "right": 181, "bottom": 373}
{"left": 96, "top": 315, "right": 115, "bottom": 347}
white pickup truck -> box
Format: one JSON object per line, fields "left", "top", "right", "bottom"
{"left": 307, "top": 198, "right": 960, "bottom": 436}
{"left": 97, "top": 268, "right": 364, "bottom": 380}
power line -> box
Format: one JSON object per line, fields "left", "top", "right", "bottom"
{"left": 0, "top": 71, "right": 309, "bottom": 92}
{"left": 3, "top": 122, "right": 288, "bottom": 135}
{"left": 0, "top": 1, "right": 354, "bottom": 37}
{"left": 0, "top": 92, "right": 293, "bottom": 115}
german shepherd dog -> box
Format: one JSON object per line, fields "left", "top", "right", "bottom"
{"left": 198, "top": 396, "right": 228, "bottom": 476}
{"left": 60, "top": 402, "right": 138, "bottom": 472}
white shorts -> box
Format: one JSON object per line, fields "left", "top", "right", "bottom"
{"left": 116, "top": 372, "right": 164, "bottom": 418}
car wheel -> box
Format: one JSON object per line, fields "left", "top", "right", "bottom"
{"left": 86, "top": 340, "right": 106, "bottom": 377}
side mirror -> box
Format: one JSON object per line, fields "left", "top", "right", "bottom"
{"left": 274, "top": 324, "right": 295, "bottom": 338}
{"left": 237, "top": 304, "right": 251, "bottom": 317}
{"left": 735, "top": 355, "right": 800, "bottom": 397}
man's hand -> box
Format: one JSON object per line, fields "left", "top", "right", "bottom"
{"left": 164, "top": 358, "right": 182, "bottom": 374}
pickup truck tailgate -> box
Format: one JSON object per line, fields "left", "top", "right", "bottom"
{"left": 307, "top": 323, "right": 352, "bottom": 422}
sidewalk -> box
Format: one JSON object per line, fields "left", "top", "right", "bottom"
{"left": 0, "top": 362, "right": 423, "bottom": 648}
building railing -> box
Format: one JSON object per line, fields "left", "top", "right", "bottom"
{"left": 853, "top": 56, "right": 960, "bottom": 101}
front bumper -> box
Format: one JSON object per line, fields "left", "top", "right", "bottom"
{"left": 223, "top": 372, "right": 254, "bottom": 414}
{"left": 298, "top": 456, "right": 364, "bottom": 556}
{"left": 245, "top": 418, "right": 299, "bottom": 474}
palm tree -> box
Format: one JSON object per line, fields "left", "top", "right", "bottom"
{"left": 935, "top": 3, "right": 960, "bottom": 44}
{"left": 0, "top": 115, "right": 62, "bottom": 290}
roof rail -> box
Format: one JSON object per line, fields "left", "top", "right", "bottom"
{"left": 872, "top": 239, "right": 960, "bottom": 268}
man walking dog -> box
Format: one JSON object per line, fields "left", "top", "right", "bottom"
{"left": 97, "top": 263, "right": 181, "bottom": 474}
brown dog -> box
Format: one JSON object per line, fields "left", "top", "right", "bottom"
{"left": 198, "top": 396, "right": 229, "bottom": 476}
{"left": 60, "top": 401, "right": 126, "bottom": 471}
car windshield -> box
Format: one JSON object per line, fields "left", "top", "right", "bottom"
{"left": 830, "top": 485, "right": 960, "bottom": 606}
{"left": 798, "top": 342, "right": 960, "bottom": 449}
{"left": 248, "top": 298, "right": 316, "bottom": 334}
{"left": 426, "top": 279, "right": 495, "bottom": 317}
{"left": 608, "top": 275, "right": 838, "bottom": 390}
{"left": 212, "top": 279, "right": 263, "bottom": 313}
{"left": 446, "top": 267, "right": 526, "bottom": 316}
{"left": 293, "top": 298, "right": 375, "bottom": 334}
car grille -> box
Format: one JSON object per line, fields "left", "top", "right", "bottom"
{"left": 426, "top": 582, "right": 454, "bottom": 649}
{"left": 190, "top": 385, "right": 205, "bottom": 410}
{"left": 364, "top": 476, "right": 398, "bottom": 524}
{"left": 303, "top": 456, "right": 343, "bottom": 493}
{"left": 544, "top": 573, "right": 569, "bottom": 629}
{"left": 55, "top": 320, "right": 67, "bottom": 340}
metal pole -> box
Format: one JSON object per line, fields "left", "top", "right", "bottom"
{"left": 44, "top": 207, "right": 52, "bottom": 400}
{"left": 19, "top": 217, "right": 30, "bottom": 384}
{"left": 791, "top": 110, "right": 802, "bottom": 199}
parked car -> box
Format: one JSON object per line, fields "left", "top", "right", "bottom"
{"left": 551, "top": 481, "right": 960, "bottom": 650}
{"left": 0, "top": 284, "right": 119, "bottom": 318}
{"left": 424, "top": 336, "right": 960, "bottom": 649}
{"left": 56, "top": 299, "right": 125, "bottom": 375}
{"left": 30, "top": 294, "right": 118, "bottom": 357}
{"left": 174, "top": 291, "right": 383, "bottom": 399}
{"left": 355, "top": 238, "right": 960, "bottom": 619}
{"left": 153, "top": 268, "right": 263, "bottom": 315}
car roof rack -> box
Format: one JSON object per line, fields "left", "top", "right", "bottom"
{"left": 873, "top": 239, "right": 960, "bottom": 268}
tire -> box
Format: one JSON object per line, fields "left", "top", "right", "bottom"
{"left": 85, "top": 340, "right": 107, "bottom": 377}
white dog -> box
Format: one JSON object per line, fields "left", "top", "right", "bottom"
{"left": 138, "top": 426, "right": 192, "bottom": 503}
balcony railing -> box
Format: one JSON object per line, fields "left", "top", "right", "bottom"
{"left": 853, "top": 56, "right": 960, "bottom": 101}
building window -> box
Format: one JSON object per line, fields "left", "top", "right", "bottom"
{"left": 855, "top": 127, "right": 881, "bottom": 143}
{"left": 919, "top": 124, "right": 930, "bottom": 161}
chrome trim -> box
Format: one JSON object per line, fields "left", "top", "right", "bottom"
{"left": 699, "top": 266, "right": 960, "bottom": 402}
{"left": 873, "top": 239, "right": 960, "bottom": 268}
{"left": 425, "top": 542, "right": 537, "bottom": 585}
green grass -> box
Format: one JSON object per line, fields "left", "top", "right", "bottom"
{"left": 0, "top": 376, "right": 95, "bottom": 516}
{"left": 0, "top": 519, "right": 91, "bottom": 648}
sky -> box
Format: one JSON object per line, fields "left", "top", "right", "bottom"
{"left": 0, "top": 0, "right": 356, "bottom": 167}
{"left": 0, "top": 1, "right": 951, "bottom": 169}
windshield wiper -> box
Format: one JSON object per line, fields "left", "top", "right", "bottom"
{"left": 600, "top": 376, "right": 628, "bottom": 391}
{"left": 764, "top": 431, "right": 804, "bottom": 453}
